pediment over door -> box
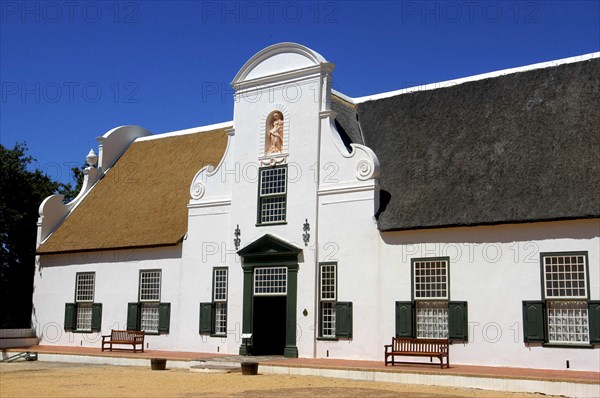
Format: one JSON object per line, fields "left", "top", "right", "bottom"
{"left": 237, "top": 234, "right": 302, "bottom": 267}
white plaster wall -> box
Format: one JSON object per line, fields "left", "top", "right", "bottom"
{"left": 310, "top": 82, "right": 381, "bottom": 360}
{"left": 32, "top": 44, "right": 333, "bottom": 359}
{"left": 31, "top": 44, "right": 600, "bottom": 372}
{"left": 32, "top": 218, "right": 599, "bottom": 371}
{"left": 176, "top": 205, "right": 242, "bottom": 355}
{"left": 183, "top": 44, "right": 332, "bottom": 357}
{"left": 373, "top": 219, "right": 600, "bottom": 371}
{"left": 173, "top": 43, "right": 381, "bottom": 359}
{"left": 315, "top": 187, "right": 380, "bottom": 360}
{"left": 32, "top": 246, "right": 183, "bottom": 350}
{"left": 309, "top": 217, "right": 600, "bottom": 370}
{"left": 227, "top": 75, "right": 322, "bottom": 358}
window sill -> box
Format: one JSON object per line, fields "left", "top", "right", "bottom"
{"left": 542, "top": 343, "right": 594, "bottom": 349}
{"left": 317, "top": 337, "right": 339, "bottom": 341}
{"left": 198, "top": 332, "right": 227, "bottom": 338}
{"left": 144, "top": 331, "right": 161, "bottom": 336}
{"left": 256, "top": 222, "right": 287, "bottom": 227}
{"left": 72, "top": 330, "right": 95, "bottom": 334}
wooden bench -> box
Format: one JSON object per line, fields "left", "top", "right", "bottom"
{"left": 101, "top": 330, "right": 145, "bottom": 353}
{"left": 384, "top": 337, "right": 449, "bottom": 368}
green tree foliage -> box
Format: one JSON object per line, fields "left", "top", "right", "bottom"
{"left": 64, "top": 164, "right": 86, "bottom": 203}
{"left": 0, "top": 143, "right": 82, "bottom": 327}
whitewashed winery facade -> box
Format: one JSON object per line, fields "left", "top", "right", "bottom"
{"left": 33, "top": 43, "right": 600, "bottom": 371}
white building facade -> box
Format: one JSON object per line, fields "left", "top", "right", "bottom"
{"left": 33, "top": 44, "right": 600, "bottom": 371}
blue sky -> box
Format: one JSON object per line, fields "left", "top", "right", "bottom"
{"left": 1, "top": 0, "right": 599, "bottom": 185}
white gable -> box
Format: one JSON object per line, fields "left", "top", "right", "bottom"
{"left": 232, "top": 42, "right": 330, "bottom": 88}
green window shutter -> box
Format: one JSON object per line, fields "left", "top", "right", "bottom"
{"left": 448, "top": 301, "right": 468, "bottom": 341}
{"left": 91, "top": 303, "right": 102, "bottom": 332}
{"left": 127, "top": 302, "right": 140, "bottom": 331}
{"left": 335, "top": 302, "right": 353, "bottom": 338}
{"left": 158, "top": 303, "right": 171, "bottom": 333}
{"left": 64, "top": 303, "right": 76, "bottom": 331}
{"left": 589, "top": 301, "right": 600, "bottom": 344}
{"left": 199, "top": 302, "right": 214, "bottom": 334}
{"left": 395, "top": 301, "right": 414, "bottom": 338}
{"left": 522, "top": 301, "right": 545, "bottom": 343}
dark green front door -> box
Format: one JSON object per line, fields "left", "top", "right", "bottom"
{"left": 237, "top": 234, "right": 301, "bottom": 358}
{"left": 252, "top": 296, "right": 287, "bottom": 355}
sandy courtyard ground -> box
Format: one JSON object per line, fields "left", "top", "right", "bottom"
{"left": 0, "top": 361, "right": 560, "bottom": 398}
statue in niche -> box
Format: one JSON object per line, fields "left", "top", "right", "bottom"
{"left": 266, "top": 112, "right": 284, "bottom": 155}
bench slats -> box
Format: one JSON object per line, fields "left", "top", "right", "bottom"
{"left": 101, "top": 329, "right": 145, "bottom": 353}
{"left": 384, "top": 337, "right": 449, "bottom": 368}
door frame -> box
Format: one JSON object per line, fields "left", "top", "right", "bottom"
{"left": 237, "top": 234, "right": 301, "bottom": 358}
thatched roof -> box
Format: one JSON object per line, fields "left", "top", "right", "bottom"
{"left": 38, "top": 57, "right": 599, "bottom": 252}
{"left": 333, "top": 57, "right": 600, "bottom": 231}
{"left": 331, "top": 94, "right": 363, "bottom": 146}
{"left": 37, "top": 129, "right": 228, "bottom": 254}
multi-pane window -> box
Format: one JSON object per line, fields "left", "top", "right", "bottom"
{"left": 127, "top": 270, "right": 170, "bottom": 334}
{"left": 200, "top": 267, "right": 229, "bottom": 336}
{"left": 413, "top": 259, "right": 449, "bottom": 339}
{"left": 140, "top": 303, "right": 160, "bottom": 332}
{"left": 76, "top": 273, "right": 95, "bottom": 302}
{"left": 320, "top": 263, "right": 337, "bottom": 338}
{"left": 414, "top": 260, "right": 448, "bottom": 299}
{"left": 65, "top": 273, "right": 101, "bottom": 333}
{"left": 76, "top": 305, "right": 93, "bottom": 331}
{"left": 543, "top": 254, "right": 587, "bottom": 299}
{"left": 254, "top": 267, "right": 287, "bottom": 295}
{"left": 523, "top": 252, "right": 600, "bottom": 346}
{"left": 139, "top": 270, "right": 161, "bottom": 333}
{"left": 213, "top": 268, "right": 228, "bottom": 335}
{"left": 258, "top": 167, "right": 287, "bottom": 224}
{"left": 75, "top": 273, "right": 94, "bottom": 331}
{"left": 396, "top": 258, "right": 468, "bottom": 341}
{"left": 416, "top": 301, "right": 448, "bottom": 339}
{"left": 321, "top": 302, "right": 336, "bottom": 338}
{"left": 140, "top": 270, "right": 161, "bottom": 301}
{"left": 543, "top": 253, "right": 589, "bottom": 344}
{"left": 547, "top": 301, "right": 589, "bottom": 344}
{"left": 318, "top": 262, "right": 353, "bottom": 339}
